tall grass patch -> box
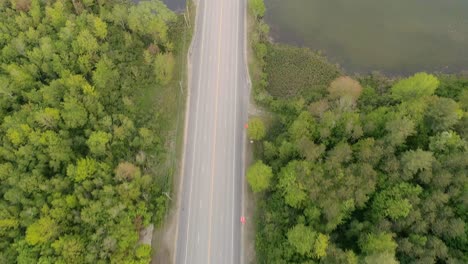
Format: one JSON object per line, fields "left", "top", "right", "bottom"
{"left": 265, "top": 44, "right": 341, "bottom": 101}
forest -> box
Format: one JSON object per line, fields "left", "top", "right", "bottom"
{"left": 0, "top": 0, "right": 184, "bottom": 263}
{"left": 248, "top": 0, "right": 468, "bottom": 263}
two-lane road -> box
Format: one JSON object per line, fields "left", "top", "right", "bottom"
{"left": 174, "top": 0, "right": 248, "bottom": 263}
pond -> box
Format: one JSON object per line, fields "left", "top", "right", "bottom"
{"left": 265, "top": 0, "right": 468, "bottom": 75}
{"left": 162, "top": 0, "right": 186, "bottom": 12}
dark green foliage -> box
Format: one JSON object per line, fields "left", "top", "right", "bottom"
{"left": 436, "top": 74, "right": 468, "bottom": 100}
{"left": 0, "top": 0, "right": 181, "bottom": 263}
{"left": 252, "top": 57, "right": 468, "bottom": 263}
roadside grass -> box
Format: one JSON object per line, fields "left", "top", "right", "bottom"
{"left": 138, "top": 1, "right": 194, "bottom": 262}
{"left": 265, "top": 44, "right": 341, "bottom": 102}
{"left": 145, "top": 0, "right": 194, "bottom": 220}
{"left": 159, "top": 4, "right": 194, "bottom": 199}
{"left": 157, "top": 0, "right": 195, "bottom": 245}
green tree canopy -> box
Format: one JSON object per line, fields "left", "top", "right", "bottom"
{"left": 391, "top": 72, "right": 439, "bottom": 101}
{"left": 360, "top": 232, "right": 398, "bottom": 255}
{"left": 247, "top": 160, "right": 273, "bottom": 193}
{"left": 287, "top": 224, "right": 317, "bottom": 255}
{"left": 424, "top": 96, "right": 462, "bottom": 133}
{"left": 87, "top": 131, "right": 111, "bottom": 156}
{"left": 0, "top": 0, "right": 182, "bottom": 262}
{"left": 249, "top": 0, "right": 266, "bottom": 18}
{"left": 251, "top": 61, "right": 467, "bottom": 263}
{"left": 25, "top": 217, "right": 58, "bottom": 246}
{"left": 248, "top": 117, "right": 266, "bottom": 140}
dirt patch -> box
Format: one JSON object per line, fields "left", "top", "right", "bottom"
{"left": 151, "top": 209, "right": 177, "bottom": 264}
{"left": 140, "top": 224, "right": 154, "bottom": 246}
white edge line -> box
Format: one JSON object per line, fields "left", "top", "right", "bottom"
{"left": 231, "top": 0, "right": 240, "bottom": 262}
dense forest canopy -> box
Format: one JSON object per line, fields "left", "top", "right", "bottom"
{"left": 251, "top": 71, "right": 468, "bottom": 264}
{"left": 0, "top": 0, "right": 181, "bottom": 263}
{"left": 248, "top": 0, "right": 468, "bottom": 263}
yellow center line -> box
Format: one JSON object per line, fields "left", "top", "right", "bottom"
{"left": 207, "top": 0, "right": 224, "bottom": 262}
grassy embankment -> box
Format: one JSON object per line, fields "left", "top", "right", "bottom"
{"left": 144, "top": 0, "right": 195, "bottom": 224}
{"left": 149, "top": 0, "right": 195, "bottom": 262}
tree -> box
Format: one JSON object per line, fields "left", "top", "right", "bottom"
{"left": 435, "top": 75, "right": 468, "bottom": 100}
{"left": 247, "top": 160, "right": 272, "bottom": 193}
{"left": 297, "top": 137, "right": 325, "bottom": 162}
{"left": 249, "top": 0, "right": 266, "bottom": 18}
{"left": 371, "top": 183, "right": 422, "bottom": 220}
{"left": 459, "top": 89, "right": 468, "bottom": 111}
{"left": 45, "top": 0, "right": 66, "bottom": 29}
{"left": 25, "top": 217, "right": 58, "bottom": 245}
{"left": 51, "top": 236, "right": 85, "bottom": 264}
{"left": 248, "top": 117, "right": 266, "bottom": 140}
{"left": 127, "top": 1, "right": 175, "bottom": 42}
{"left": 262, "top": 141, "right": 277, "bottom": 161}
{"left": 429, "top": 131, "right": 465, "bottom": 154}
{"left": 328, "top": 76, "right": 363, "bottom": 102}
{"left": 391, "top": 72, "right": 439, "bottom": 101}
{"left": 360, "top": 232, "right": 398, "bottom": 255}
{"left": 322, "top": 245, "right": 358, "bottom": 264}
{"left": 309, "top": 99, "right": 329, "bottom": 118}
{"left": 313, "top": 233, "right": 329, "bottom": 258}
{"left": 74, "top": 29, "right": 99, "bottom": 54}
{"left": 401, "top": 149, "right": 434, "bottom": 179}
{"left": 61, "top": 97, "right": 88, "bottom": 129}
{"left": 384, "top": 116, "right": 415, "bottom": 146}
{"left": 87, "top": 131, "right": 111, "bottom": 156}
{"left": 67, "top": 157, "right": 98, "bottom": 182}
{"left": 35, "top": 107, "right": 60, "bottom": 129}
{"left": 115, "top": 162, "right": 140, "bottom": 182}
{"left": 287, "top": 224, "right": 317, "bottom": 255}
{"left": 29, "top": 0, "right": 42, "bottom": 24}
{"left": 364, "top": 252, "right": 399, "bottom": 264}
{"left": 135, "top": 244, "right": 151, "bottom": 262}
{"left": 93, "top": 16, "right": 108, "bottom": 40}
{"left": 278, "top": 161, "right": 308, "bottom": 208}
{"left": 424, "top": 97, "right": 462, "bottom": 133}
{"left": 289, "top": 111, "right": 316, "bottom": 141}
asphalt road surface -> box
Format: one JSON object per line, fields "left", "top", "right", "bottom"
{"left": 174, "top": 0, "right": 249, "bottom": 263}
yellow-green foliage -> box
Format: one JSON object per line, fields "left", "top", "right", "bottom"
{"left": 246, "top": 160, "right": 272, "bottom": 193}
{"left": 391, "top": 72, "right": 439, "bottom": 101}
{"left": 0, "top": 0, "right": 182, "bottom": 263}
{"left": 248, "top": 117, "right": 266, "bottom": 140}
{"left": 25, "top": 217, "right": 57, "bottom": 245}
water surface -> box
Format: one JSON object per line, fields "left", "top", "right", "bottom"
{"left": 161, "top": 0, "right": 186, "bottom": 12}
{"left": 265, "top": 0, "right": 468, "bottom": 75}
